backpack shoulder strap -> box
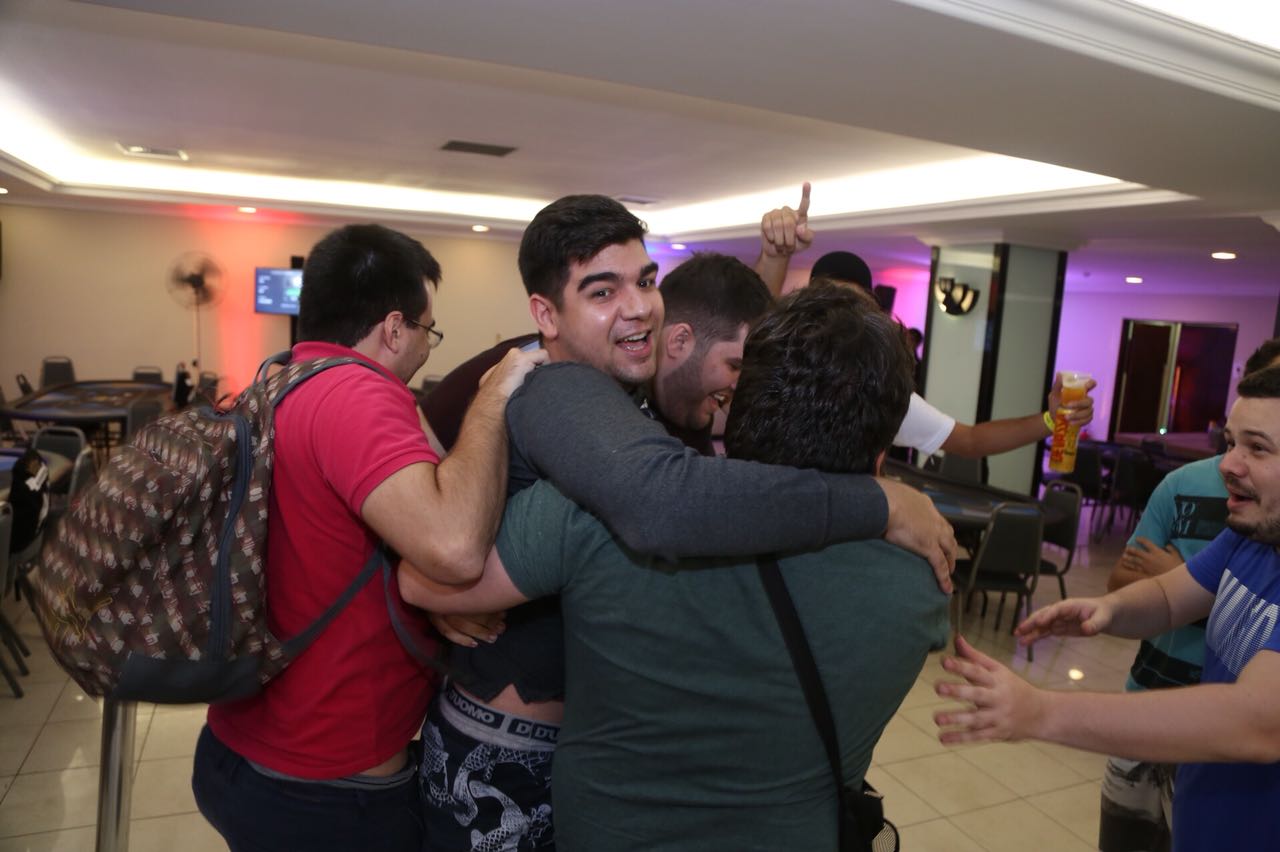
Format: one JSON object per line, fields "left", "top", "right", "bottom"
{"left": 255, "top": 350, "right": 294, "bottom": 384}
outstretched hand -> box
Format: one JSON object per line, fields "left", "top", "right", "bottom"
{"left": 1014, "top": 596, "right": 1113, "bottom": 645}
{"left": 934, "top": 635, "right": 1046, "bottom": 744}
{"left": 760, "top": 182, "right": 813, "bottom": 258}
{"left": 479, "top": 346, "right": 549, "bottom": 400}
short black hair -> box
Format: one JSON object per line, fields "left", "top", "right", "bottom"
{"left": 724, "top": 284, "right": 914, "bottom": 474}
{"left": 298, "top": 224, "right": 440, "bottom": 347}
{"left": 660, "top": 253, "right": 775, "bottom": 345}
{"left": 809, "top": 250, "right": 873, "bottom": 292}
{"left": 1245, "top": 337, "right": 1280, "bottom": 376}
{"left": 517, "top": 195, "right": 647, "bottom": 306}
{"left": 1238, "top": 365, "right": 1280, "bottom": 400}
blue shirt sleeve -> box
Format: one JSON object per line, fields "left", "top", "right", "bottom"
{"left": 1186, "top": 528, "right": 1245, "bottom": 593}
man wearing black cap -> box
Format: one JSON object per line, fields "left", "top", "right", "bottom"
{"left": 756, "top": 189, "right": 1094, "bottom": 461}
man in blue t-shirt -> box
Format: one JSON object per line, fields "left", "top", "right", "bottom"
{"left": 935, "top": 363, "right": 1280, "bottom": 852}
{"left": 1099, "top": 455, "right": 1227, "bottom": 851}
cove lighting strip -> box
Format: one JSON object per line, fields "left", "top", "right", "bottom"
{"left": 1, "top": 79, "right": 1127, "bottom": 234}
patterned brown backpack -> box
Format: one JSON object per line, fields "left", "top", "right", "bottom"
{"left": 27, "top": 352, "right": 434, "bottom": 703}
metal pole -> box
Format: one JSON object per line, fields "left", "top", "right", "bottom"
{"left": 95, "top": 698, "right": 137, "bottom": 852}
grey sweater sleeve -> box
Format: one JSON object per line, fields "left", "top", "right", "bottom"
{"left": 505, "top": 362, "right": 888, "bottom": 559}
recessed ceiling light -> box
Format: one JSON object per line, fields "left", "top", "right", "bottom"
{"left": 1125, "top": 276, "right": 1143, "bottom": 284}
{"left": 1211, "top": 251, "right": 1237, "bottom": 260}
{"left": 116, "top": 142, "right": 189, "bottom": 162}
{"left": 471, "top": 224, "right": 490, "bottom": 233}
{"left": 0, "top": 187, "right": 8, "bottom": 194}
{"left": 237, "top": 206, "right": 257, "bottom": 214}
{"left": 670, "top": 243, "right": 687, "bottom": 251}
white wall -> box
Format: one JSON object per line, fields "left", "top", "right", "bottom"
{"left": 1054, "top": 288, "right": 1278, "bottom": 439}
{"left": 921, "top": 245, "right": 998, "bottom": 426}
{"left": 0, "top": 204, "right": 533, "bottom": 398}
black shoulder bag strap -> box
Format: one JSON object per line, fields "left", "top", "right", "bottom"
{"left": 757, "top": 555, "right": 894, "bottom": 852}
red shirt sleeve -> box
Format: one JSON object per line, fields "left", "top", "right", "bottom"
{"left": 305, "top": 367, "right": 440, "bottom": 514}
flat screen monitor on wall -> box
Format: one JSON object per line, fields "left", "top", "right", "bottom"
{"left": 254, "top": 267, "right": 303, "bottom": 316}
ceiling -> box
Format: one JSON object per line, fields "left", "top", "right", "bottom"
{"left": 0, "top": 0, "right": 1278, "bottom": 297}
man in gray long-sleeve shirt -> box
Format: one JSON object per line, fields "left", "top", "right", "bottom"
{"left": 405, "top": 284, "right": 950, "bottom": 851}
{"left": 410, "top": 194, "right": 955, "bottom": 851}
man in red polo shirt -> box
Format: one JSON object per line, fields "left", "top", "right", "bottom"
{"left": 191, "top": 224, "right": 545, "bottom": 852}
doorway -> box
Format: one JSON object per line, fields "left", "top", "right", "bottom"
{"left": 1108, "top": 320, "right": 1237, "bottom": 437}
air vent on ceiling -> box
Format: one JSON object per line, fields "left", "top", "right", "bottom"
{"left": 441, "top": 140, "right": 517, "bottom": 158}
{"left": 116, "top": 143, "right": 189, "bottom": 161}
{"left": 615, "top": 195, "right": 660, "bottom": 206}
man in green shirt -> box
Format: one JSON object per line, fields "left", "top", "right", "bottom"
{"left": 402, "top": 284, "right": 950, "bottom": 850}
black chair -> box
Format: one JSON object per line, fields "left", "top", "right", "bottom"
{"left": 0, "top": 503, "right": 30, "bottom": 697}
{"left": 957, "top": 503, "right": 1045, "bottom": 658}
{"left": 0, "top": 387, "right": 24, "bottom": 446}
{"left": 132, "top": 366, "right": 164, "bottom": 383}
{"left": 1039, "top": 481, "right": 1083, "bottom": 599}
{"left": 33, "top": 426, "right": 88, "bottom": 493}
{"left": 45, "top": 448, "right": 96, "bottom": 527}
{"left": 39, "top": 356, "right": 76, "bottom": 388}
{"left": 196, "top": 371, "right": 220, "bottom": 405}
{"left": 125, "top": 397, "right": 164, "bottom": 441}
{"left": 67, "top": 448, "right": 98, "bottom": 500}
{"left": 15, "top": 374, "right": 34, "bottom": 396}
{"left": 1060, "top": 441, "right": 1108, "bottom": 541}
{"left": 939, "top": 453, "right": 987, "bottom": 484}
{"left": 1106, "top": 449, "right": 1163, "bottom": 537}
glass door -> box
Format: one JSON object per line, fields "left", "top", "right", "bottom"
{"left": 1109, "top": 320, "right": 1237, "bottom": 437}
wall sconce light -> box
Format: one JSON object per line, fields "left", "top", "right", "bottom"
{"left": 935, "top": 276, "right": 979, "bottom": 315}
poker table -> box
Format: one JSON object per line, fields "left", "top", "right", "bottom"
{"left": 0, "top": 380, "right": 170, "bottom": 427}
{"left": 882, "top": 459, "right": 1059, "bottom": 533}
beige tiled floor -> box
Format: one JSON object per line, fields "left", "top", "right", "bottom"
{"left": 0, "top": 506, "right": 1135, "bottom": 850}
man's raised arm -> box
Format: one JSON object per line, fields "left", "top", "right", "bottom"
{"left": 754, "top": 182, "right": 811, "bottom": 298}
{"left": 939, "top": 373, "right": 1096, "bottom": 458}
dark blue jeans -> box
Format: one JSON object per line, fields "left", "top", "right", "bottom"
{"left": 192, "top": 725, "right": 425, "bottom": 852}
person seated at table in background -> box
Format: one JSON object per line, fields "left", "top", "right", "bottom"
{"left": 754, "top": 183, "right": 1096, "bottom": 460}
{"left": 402, "top": 283, "right": 950, "bottom": 851}
{"left": 934, "top": 364, "right": 1280, "bottom": 852}
{"left": 1095, "top": 337, "right": 1280, "bottom": 851}
{"left": 172, "top": 362, "right": 193, "bottom": 408}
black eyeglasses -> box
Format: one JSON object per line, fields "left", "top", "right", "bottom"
{"left": 403, "top": 317, "right": 444, "bottom": 349}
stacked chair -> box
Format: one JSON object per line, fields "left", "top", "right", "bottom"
{"left": 956, "top": 503, "right": 1046, "bottom": 660}
{"left": 1038, "top": 481, "right": 1084, "bottom": 599}
{"left": 38, "top": 356, "right": 76, "bottom": 388}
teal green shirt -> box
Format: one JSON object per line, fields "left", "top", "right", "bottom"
{"left": 497, "top": 480, "right": 950, "bottom": 851}
{"left": 1124, "top": 455, "right": 1227, "bottom": 691}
